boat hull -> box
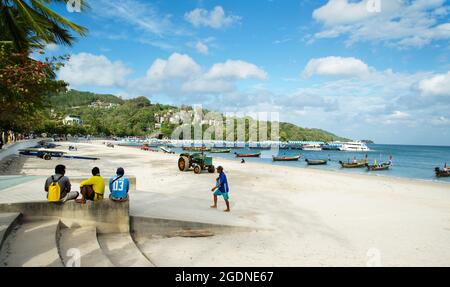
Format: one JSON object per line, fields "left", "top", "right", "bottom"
{"left": 435, "top": 168, "right": 450, "bottom": 177}
{"left": 339, "top": 161, "right": 367, "bottom": 168}
{"left": 235, "top": 153, "right": 261, "bottom": 158}
{"left": 273, "top": 156, "right": 300, "bottom": 162}
{"left": 366, "top": 163, "right": 390, "bottom": 171}
{"left": 305, "top": 159, "right": 327, "bottom": 165}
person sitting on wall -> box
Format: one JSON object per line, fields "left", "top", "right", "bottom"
{"left": 45, "top": 165, "right": 79, "bottom": 203}
{"left": 109, "top": 167, "right": 130, "bottom": 202}
{"left": 76, "top": 167, "right": 105, "bottom": 204}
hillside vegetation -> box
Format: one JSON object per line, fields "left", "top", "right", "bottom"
{"left": 36, "top": 90, "right": 348, "bottom": 142}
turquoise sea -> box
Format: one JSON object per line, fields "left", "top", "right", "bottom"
{"left": 173, "top": 144, "right": 450, "bottom": 183}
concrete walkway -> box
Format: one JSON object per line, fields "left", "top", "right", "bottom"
{"left": 0, "top": 140, "right": 39, "bottom": 162}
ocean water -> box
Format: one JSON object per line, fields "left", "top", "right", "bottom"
{"left": 173, "top": 144, "right": 450, "bottom": 183}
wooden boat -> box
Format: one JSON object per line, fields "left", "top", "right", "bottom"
{"left": 339, "top": 160, "right": 367, "bottom": 168}
{"left": 305, "top": 159, "right": 327, "bottom": 165}
{"left": 366, "top": 163, "right": 391, "bottom": 171}
{"left": 272, "top": 155, "right": 300, "bottom": 162}
{"left": 183, "top": 147, "right": 211, "bottom": 152}
{"left": 235, "top": 152, "right": 261, "bottom": 158}
{"left": 209, "top": 149, "right": 231, "bottom": 154}
{"left": 435, "top": 167, "right": 450, "bottom": 177}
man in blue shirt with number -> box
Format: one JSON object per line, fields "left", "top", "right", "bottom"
{"left": 109, "top": 167, "right": 130, "bottom": 202}
{"left": 211, "top": 166, "right": 230, "bottom": 212}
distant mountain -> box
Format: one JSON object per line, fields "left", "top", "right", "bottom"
{"left": 44, "top": 89, "right": 349, "bottom": 142}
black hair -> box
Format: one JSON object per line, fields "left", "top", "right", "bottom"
{"left": 116, "top": 167, "right": 125, "bottom": 176}
{"left": 92, "top": 167, "right": 100, "bottom": 176}
{"left": 55, "top": 165, "right": 66, "bottom": 175}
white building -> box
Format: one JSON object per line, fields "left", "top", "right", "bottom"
{"left": 63, "top": 115, "right": 83, "bottom": 125}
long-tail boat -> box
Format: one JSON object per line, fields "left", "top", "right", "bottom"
{"left": 209, "top": 149, "right": 231, "bottom": 153}
{"left": 305, "top": 159, "right": 327, "bottom": 165}
{"left": 272, "top": 155, "right": 300, "bottom": 162}
{"left": 339, "top": 160, "right": 367, "bottom": 168}
{"left": 366, "top": 163, "right": 391, "bottom": 171}
{"left": 435, "top": 167, "right": 450, "bottom": 177}
{"left": 183, "top": 146, "right": 211, "bottom": 152}
{"left": 235, "top": 152, "right": 261, "bottom": 158}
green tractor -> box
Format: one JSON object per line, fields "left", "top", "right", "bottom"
{"left": 178, "top": 152, "right": 215, "bottom": 174}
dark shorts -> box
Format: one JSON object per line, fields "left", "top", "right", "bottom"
{"left": 81, "top": 185, "right": 95, "bottom": 201}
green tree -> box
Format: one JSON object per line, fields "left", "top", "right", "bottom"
{"left": 0, "top": 0, "right": 88, "bottom": 51}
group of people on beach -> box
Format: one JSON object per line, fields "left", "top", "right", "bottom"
{"left": 44, "top": 165, "right": 130, "bottom": 203}
{"left": 43, "top": 163, "right": 231, "bottom": 212}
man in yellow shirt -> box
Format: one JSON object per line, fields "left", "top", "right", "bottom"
{"left": 76, "top": 167, "right": 105, "bottom": 204}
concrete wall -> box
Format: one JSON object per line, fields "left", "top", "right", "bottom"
{"left": 130, "top": 216, "right": 252, "bottom": 239}
{"left": 69, "top": 176, "right": 136, "bottom": 192}
{"left": 0, "top": 200, "right": 129, "bottom": 234}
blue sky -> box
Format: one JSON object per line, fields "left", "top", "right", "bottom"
{"left": 46, "top": 0, "right": 450, "bottom": 145}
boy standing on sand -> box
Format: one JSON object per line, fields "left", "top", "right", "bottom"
{"left": 211, "top": 166, "right": 230, "bottom": 212}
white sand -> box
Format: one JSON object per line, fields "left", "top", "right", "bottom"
{"left": 7, "top": 141, "right": 450, "bottom": 266}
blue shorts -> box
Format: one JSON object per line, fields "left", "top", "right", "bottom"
{"left": 214, "top": 190, "right": 229, "bottom": 200}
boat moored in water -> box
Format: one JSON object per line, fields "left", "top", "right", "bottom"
{"left": 272, "top": 155, "right": 301, "bottom": 162}
{"left": 302, "top": 144, "right": 322, "bottom": 151}
{"left": 305, "top": 159, "right": 328, "bottom": 165}
{"left": 339, "top": 141, "right": 370, "bottom": 152}
{"left": 435, "top": 167, "right": 450, "bottom": 177}
{"left": 209, "top": 149, "right": 231, "bottom": 154}
{"left": 366, "top": 163, "right": 391, "bottom": 171}
{"left": 235, "top": 152, "right": 261, "bottom": 158}
{"left": 339, "top": 160, "right": 367, "bottom": 168}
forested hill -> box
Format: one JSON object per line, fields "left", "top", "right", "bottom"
{"left": 44, "top": 90, "right": 349, "bottom": 142}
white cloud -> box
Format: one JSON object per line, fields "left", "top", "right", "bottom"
{"left": 312, "top": 0, "right": 450, "bottom": 48}
{"left": 146, "top": 53, "right": 201, "bottom": 80}
{"left": 59, "top": 53, "right": 131, "bottom": 87}
{"left": 127, "top": 53, "right": 267, "bottom": 96}
{"left": 184, "top": 6, "right": 240, "bottom": 29}
{"left": 419, "top": 71, "right": 450, "bottom": 96}
{"left": 206, "top": 60, "right": 268, "bottom": 80}
{"left": 195, "top": 41, "right": 209, "bottom": 55}
{"left": 303, "top": 56, "right": 370, "bottom": 78}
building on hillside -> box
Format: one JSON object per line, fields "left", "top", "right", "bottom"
{"left": 63, "top": 115, "right": 83, "bottom": 125}
{"left": 88, "top": 100, "right": 119, "bottom": 109}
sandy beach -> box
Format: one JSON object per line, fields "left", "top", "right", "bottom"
{"left": 1, "top": 141, "right": 450, "bottom": 267}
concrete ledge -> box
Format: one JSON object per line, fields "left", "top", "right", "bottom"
{"left": 0, "top": 200, "right": 129, "bottom": 234}
{"left": 130, "top": 216, "right": 253, "bottom": 239}
{"left": 69, "top": 176, "right": 136, "bottom": 192}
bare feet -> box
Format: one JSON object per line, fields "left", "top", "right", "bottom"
{"left": 224, "top": 209, "right": 230, "bottom": 212}
{"left": 210, "top": 205, "right": 217, "bottom": 209}
{"left": 75, "top": 199, "right": 86, "bottom": 204}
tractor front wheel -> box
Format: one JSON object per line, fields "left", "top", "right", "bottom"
{"left": 194, "top": 165, "right": 202, "bottom": 174}
{"left": 43, "top": 154, "right": 52, "bottom": 160}
{"left": 208, "top": 165, "right": 215, "bottom": 173}
{"left": 178, "top": 156, "right": 190, "bottom": 171}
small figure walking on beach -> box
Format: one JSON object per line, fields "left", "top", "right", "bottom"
{"left": 211, "top": 166, "right": 230, "bottom": 212}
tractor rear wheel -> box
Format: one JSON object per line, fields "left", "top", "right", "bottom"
{"left": 208, "top": 165, "right": 215, "bottom": 173}
{"left": 178, "top": 156, "right": 190, "bottom": 171}
{"left": 194, "top": 165, "right": 202, "bottom": 174}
